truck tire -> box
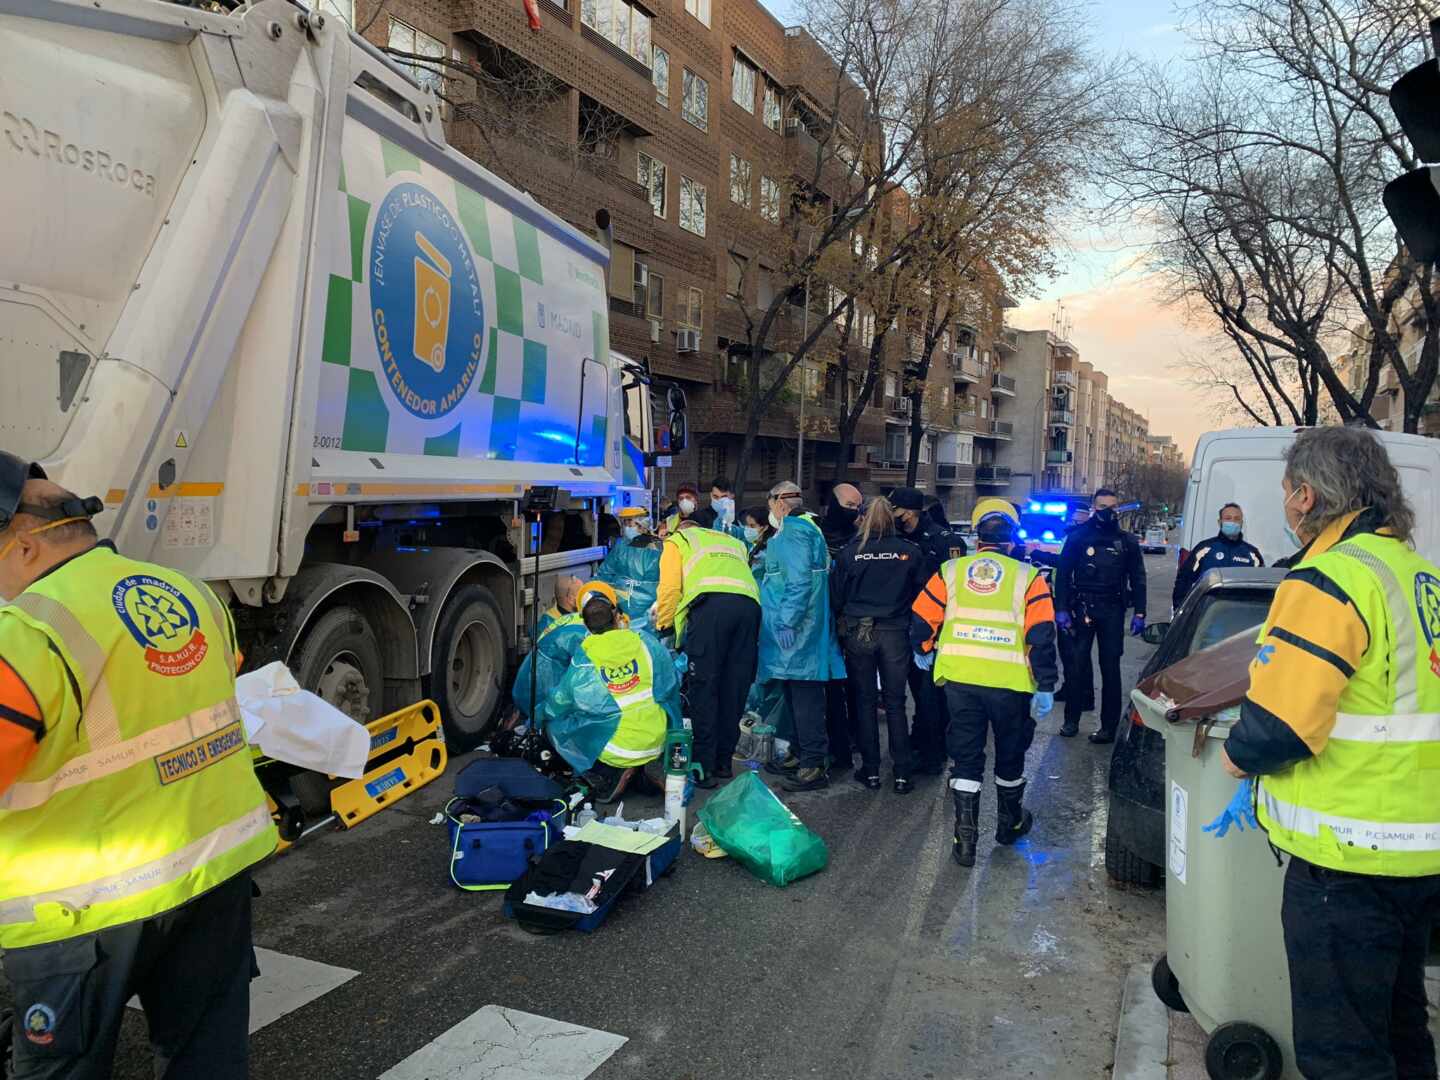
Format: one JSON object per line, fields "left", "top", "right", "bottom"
{"left": 1105, "top": 809, "right": 1160, "bottom": 887}
{"left": 290, "top": 605, "right": 385, "bottom": 816}
{"left": 430, "top": 584, "right": 505, "bottom": 752}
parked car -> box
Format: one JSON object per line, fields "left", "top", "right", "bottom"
{"left": 1141, "top": 526, "right": 1169, "bottom": 554}
{"left": 1104, "top": 566, "right": 1285, "bottom": 886}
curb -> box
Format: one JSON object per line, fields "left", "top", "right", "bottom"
{"left": 1113, "top": 961, "right": 1169, "bottom": 1080}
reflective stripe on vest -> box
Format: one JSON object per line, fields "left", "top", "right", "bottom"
{"left": 671, "top": 528, "right": 759, "bottom": 642}
{"left": 933, "top": 554, "right": 1035, "bottom": 693}
{"left": 0, "top": 804, "right": 272, "bottom": 927}
{"left": 581, "top": 631, "right": 668, "bottom": 768}
{"left": 0, "top": 547, "right": 275, "bottom": 948}
{"left": 1256, "top": 533, "right": 1440, "bottom": 876}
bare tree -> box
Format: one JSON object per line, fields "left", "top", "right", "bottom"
{"left": 1106, "top": 0, "right": 1440, "bottom": 432}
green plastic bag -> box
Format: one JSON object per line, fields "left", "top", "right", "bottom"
{"left": 697, "top": 771, "right": 828, "bottom": 887}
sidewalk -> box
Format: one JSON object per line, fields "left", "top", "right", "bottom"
{"left": 1114, "top": 963, "right": 1440, "bottom": 1079}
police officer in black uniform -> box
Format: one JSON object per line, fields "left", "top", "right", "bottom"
{"left": 1054, "top": 488, "right": 1147, "bottom": 743}
{"left": 1171, "top": 502, "right": 1263, "bottom": 612}
{"left": 891, "top": 487, "right": 965, "bottom": 771}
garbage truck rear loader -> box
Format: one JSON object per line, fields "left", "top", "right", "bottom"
{"left": 0, "top": 0, "right": 678, "bottom": 766}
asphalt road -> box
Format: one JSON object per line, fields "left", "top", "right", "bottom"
{"left": 10, "top": 551, "right": 1182, "bottom": 1080}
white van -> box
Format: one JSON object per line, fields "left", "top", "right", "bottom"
{"left": 1180, "top": 428, "right": 1440, "bottom": 566}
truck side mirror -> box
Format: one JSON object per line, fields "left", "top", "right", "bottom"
{"left": 665, "top": 386, "right": 688, "bottom": 455}
{"left": 1141, "top": 622, "right": 1170, "bottom": 646}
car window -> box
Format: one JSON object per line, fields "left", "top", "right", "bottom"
{"left": 1186, "top": 595, "right": 1273, "bottom": 655}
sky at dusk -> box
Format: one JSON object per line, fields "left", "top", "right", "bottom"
{"left": 761, "top": 0, "right": 1216, "bottom": 463}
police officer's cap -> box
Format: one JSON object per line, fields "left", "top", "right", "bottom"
{"left": 889, "top": 487, "right": 924, "bottom": 511}
{"left": 0, "top": 452, "right": 103, "bottom": 532}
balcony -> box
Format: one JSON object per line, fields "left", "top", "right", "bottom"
{"left": 994, "top": 328, "right": 1019, "bottom": 354}
{"left": 974, "top": 418, "right": 1013, "bottom": 440}
{"left": 887, "top": 398, "right": 913, "bottom": 423}
{"left": 1053, "top": 370, "right": 1077, "bottom": 388}
{"left": 936, "top": 463, "right": 976, "bottom": 485}
{"left": 1046, "top": 450, "right": 1073, "bottom": 465}
{"left": 1051, "top": 409, "right": 1075, "bottom": 427}
{"left": 991, "top": 372, "right": 1016, "bottom": 397}
{"left": 976, "top": 465, "right": 1012, "bottom": 486}
{"left": 951, "top": 408, "right": 979, "bottom": 431}
{"left": 952, "top": 353, "right": 986, "bottom": 383}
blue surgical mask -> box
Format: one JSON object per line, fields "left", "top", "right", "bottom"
{"left": 1219, "top": 521, "right": 1242, "bottom": 539}
{"left": 622, "top": 524, "right": 641, "bottom": 541}
{"left": 743, "top": 525, "right": 761, "bottom": 544}
{"left": 1282, "top": 487, "right": 1303, "bottom": 548}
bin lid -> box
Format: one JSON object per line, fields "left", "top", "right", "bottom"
{"left": 1135, "top": 628, "right": 1259, "bottom": 724}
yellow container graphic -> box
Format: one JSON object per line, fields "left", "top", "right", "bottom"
{"left": 412, "top": 230, "right": 452, "bottom": 373}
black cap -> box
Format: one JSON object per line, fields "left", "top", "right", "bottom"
{"left": 0, "top": 453, "right": 47, "bottom": 531}
{"left": 889, "top": 487, "right": 924, "bottom": 511}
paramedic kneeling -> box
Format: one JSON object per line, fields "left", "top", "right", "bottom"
{"left": 1222, "top": 426, "right": 1440, "bottom": 1080}
{"left": 0, "top": 453, "right": 276, "bottom": 1080}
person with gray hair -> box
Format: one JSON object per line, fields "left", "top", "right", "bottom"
{"left": 1221, "top": 426, "right": 1440, "bottom": 1078}
{"left": 757, "top": 480, "right": 846, "bottom": 791}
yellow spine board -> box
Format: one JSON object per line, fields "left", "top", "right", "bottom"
{"left": 330, "top": 700, "right": 448, "bottom": 828}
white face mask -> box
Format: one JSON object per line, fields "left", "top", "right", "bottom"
{"left": 768, "top": 511, "right": 782, "bottom": 530}
{"left": 1282, "top": 486, "right": 1304, "bottom": 548}
{"left": 622, "top": 524, "right": 641, "bottom": 540}
{"left": 743, "top": 525, "right": 761, "bottom": 544}
{"left": 679, "top": 498, "right": 696, "bottom": 516}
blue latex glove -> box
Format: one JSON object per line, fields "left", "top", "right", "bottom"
{"left": 1130, "top": 614, "right": 1146, "bottom": 637}
{"left": 775, "top": 627, "right": 797, "bottom": 650}
{"left": 1031, "top": 691, "right": 1054, "bottom": 719}
{"left": 1202, "top": 778, "right": 1259, "bottom": 839}
{"left": 914, "top": 650, "right": 935, "bottom": 671}
{"left": 1055, "top": 610, "right": 1073, "bottom": 632}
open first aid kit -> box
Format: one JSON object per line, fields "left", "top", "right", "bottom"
{"left": 446, "top": 759, "right": 571, "bottom": 891}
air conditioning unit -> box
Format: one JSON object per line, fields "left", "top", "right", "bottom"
{"left": 649, "top": 318, "right": 662, "bottom": 343}
{"left": 785, "top": 117, "right": 802, "bottom": 134}
{"left": 896, "top": 398, "right": 912, "bottom": 416}
{"left": 676, "top": 328, "right": 700, "bottom": 353}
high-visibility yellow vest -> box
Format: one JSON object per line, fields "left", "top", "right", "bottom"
{"left": 933, "top": 552, "right": 1037, "bottom": 694}
{"left": 581, "top": 630, "right": 667, "bottom": 768}
{"left": 1257, "top": 533, "right": 1440, "bottom": 876}
{"left": 0, "top": 546, "right": 276, "bottom": 948}
{"left": 668, "top": 527, "right": 760, "bottom": 643}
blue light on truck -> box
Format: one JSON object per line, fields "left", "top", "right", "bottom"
{"left": 1042, "top": 502, "right": 1068, "bottom": 515}
{"left": 1042, "top": 530, "right": 1056, "bottom": 541}
{"left": 1028, "top": 502, "right": 1042, "bottom": 513}
{"left": 1018, "top": 528, "right": 1029, "bottom": 539}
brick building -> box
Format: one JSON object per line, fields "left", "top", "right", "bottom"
{"left": 331, "top": 0, "right": 1023, "bottom": 512}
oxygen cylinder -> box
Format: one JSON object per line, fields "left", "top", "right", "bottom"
{"left": 663, "top": 725, "right": 699, "bottom": 836}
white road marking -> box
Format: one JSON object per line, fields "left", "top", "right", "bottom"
{"left": 378, "top": 1005, "right": 627, "bottom": 1080}
{"left": 127, "top": 946, "right": 358, "bottom": 1034}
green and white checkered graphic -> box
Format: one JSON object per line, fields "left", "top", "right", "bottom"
{"left": 315, "top": 124, "right": 610, "bottom": 463}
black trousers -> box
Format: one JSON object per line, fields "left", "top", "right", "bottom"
{"left": 908, "top": 660, "right": 949, "bottom": 767}
{"left": 683, "top": 593, "right": 761, "bottom": 775}
{"left": 825, "top": 678, "right": 857, "bottom": 764}
{"left": 1282, "top": 856, "right": 1440, "bottom": 1080}
{"left": 1062, "top": 607, "right": 1125, "bottom": 732}
{"left": 842, "top": 626, "right": 913, "bottom": 778}
{"left": 943, "top": 684, "right": 1035, "bottom": 787}
{"left": 781, "top": 679, "right": 829, "bottom": 769}
{"left": 4, "top": 871, "right": 256, "bottom": 1080}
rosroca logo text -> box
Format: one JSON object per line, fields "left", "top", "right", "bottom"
{"left": 3, "top": 110, "right": 157, "bottom": 197}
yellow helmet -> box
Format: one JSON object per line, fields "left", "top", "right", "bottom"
{"left": 576, "top": 580, "right": 619, "bottom": 609}
{"left": 971, "top": 498, "right": 1018, "bottom": 533}
{"left": 617, "top": 506, "right": 650, "bottom": 520}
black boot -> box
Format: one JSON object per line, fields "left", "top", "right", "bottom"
{"left": 995, "top": 781, "right": 1033, "bottom": 845}
{"left": 951, "top": 786, "right": 981, "bottom": 867}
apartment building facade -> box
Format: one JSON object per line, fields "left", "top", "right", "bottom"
{"left": 1339, "top": 284, "right": 1440, "bottom": 438}
{"left": 1106, "top": 398, "right": 1149, "bottom": 483}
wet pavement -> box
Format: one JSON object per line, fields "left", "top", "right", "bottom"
{"left": 8, "top": 553, "right": 1180, "bottom": 1079}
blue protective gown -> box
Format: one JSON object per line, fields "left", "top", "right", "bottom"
{"left": 511, "top": 613, "right": 588, "bottom": 723}
{"left": 542, "top": 628, "right": 683, "bottom": 773}
{"left": 595, "top": 538, "right": 663, "bottom": 632}
{"left": 757, "top": 512, "right": 845, "bottom": 682}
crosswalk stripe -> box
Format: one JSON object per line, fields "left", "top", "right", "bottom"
{"left": 377, "top": 1005, "right": 627, "bottom": 1080}
{"left": 126, "top": 946, "right": 358, "bottom": 1034}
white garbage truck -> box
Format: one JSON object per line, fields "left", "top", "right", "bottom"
{"left": 0, "top": 0, "right": 684, "bottom": 753}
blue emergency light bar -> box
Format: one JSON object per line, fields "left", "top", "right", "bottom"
{"left": 1026, "top": 501, "right": 1069, "bottom": 516}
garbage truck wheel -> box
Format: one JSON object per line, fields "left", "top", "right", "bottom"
{"left": 429, "top": 584, "right": 505, "bottom": 752}
{"left": 1105, "top": 810, "right": 1160, "bottom": 886}
{"left": 1151, "top": 954, "right": 1188, "bottom": 1013}
{"left": 1204, "top": 1021, "right": 1282, "bottom": 1080}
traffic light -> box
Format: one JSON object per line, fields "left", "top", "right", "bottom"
{"left": 1384, "top": 19, "right": 1440, "bottom": 262}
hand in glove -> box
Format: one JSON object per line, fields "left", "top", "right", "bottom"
{"left": 1130, "top": 614, "right": 1147, "bottom": 637}
{"left": 775, "top": 627, "right": 797, "bottom": 650}
{"left": 1055, "top": 610, "right": 1073, "bottom": 632}
{"left": 1031, "top": 691, "right": 1054, "bottom": 719}
{"left": 1202, "top": 778, "right": 1259, "bottom": 839}
{"left": 914, "top": 650, "right": 935, "bottom": 671}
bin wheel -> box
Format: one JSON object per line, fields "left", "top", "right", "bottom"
{"left": 1204, "top": 1021, "right": 1282, "bottom": 1080}
{"left": 1151, "top": 954, "right": 1188, "bottom": 1013}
